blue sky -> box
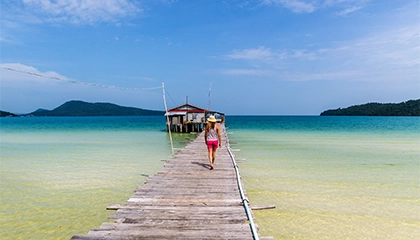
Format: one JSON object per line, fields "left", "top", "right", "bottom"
{"left": 1, "top": 0, "right": 419, "bottom": 115}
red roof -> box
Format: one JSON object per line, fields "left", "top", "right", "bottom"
{"left": 167, "top": 103, "right": 224, "bottom": 116}
{"left": 167, "top": 103, "right": 208, "bottom": 113}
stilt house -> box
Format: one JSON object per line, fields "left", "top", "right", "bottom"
{"left": 165, "top": 103, "right": 224, "bottom": 133}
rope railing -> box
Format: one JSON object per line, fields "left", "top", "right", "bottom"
{"left": 0, "top": 66, "right": 163, "bottom": 91}
{"left": 224, "top": 127, "right": 260, "bottom": 240}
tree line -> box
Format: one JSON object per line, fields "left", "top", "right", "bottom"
{"left": 320, "top": 99, "right": 420, "bottom": 116}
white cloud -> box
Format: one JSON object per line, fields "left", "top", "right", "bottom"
{"left": 226, "top": 47, "right": 322, "bottom": 61}
{"left": 262, "top": 0, "right": 316, "bottom": 13}
{"left": 335, "top": 5, "right": 362, "bottom": 16}
{"left": 221, "top": 68, "right": 274, "bottom": 76}
{"left": 226, "top": 46, "right": 273, "bottom": 60}
{"left": 324, "top": 0, "right": 369, "bottom": 16}
{"left": 0, "top": 63, "right": 69, "bottom": 84}
{"left": 222, "top": 26, "right": 420, "bottom": 82}
{"left": 334, "top": 26, "right": 420, "bottom": 68}
{"left": 0, "top": 63, "right": 161, "bottom": 90}
{"left": 286, "top": 49, "right": 321, "bottom": 60}
{"left": 261, "top": 0, "right": 368, "bottom": 14}
{"left": 20, "top": 0, "right": 142, "bottom": 24}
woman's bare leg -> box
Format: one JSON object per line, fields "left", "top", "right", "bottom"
{"left": 212, "top": 149, "right": 216, "bottom": 166}
{"left": 208, "top": 148, "right": 214, "bottom": 169}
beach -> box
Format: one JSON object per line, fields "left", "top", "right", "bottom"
{"left": 1, "top": 116, "right": 419, "bottom": 239}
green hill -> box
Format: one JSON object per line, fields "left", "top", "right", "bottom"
{"left": 24, "top": 100, "right": 165, "bottom": 116}
{"left": 320, "top": 99, "right": 420, "bottom": 116}
{"left": 0, "top": 110, "right": 17, "bottom": 117}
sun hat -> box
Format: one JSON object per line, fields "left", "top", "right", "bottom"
{"left": 207, "top": 115, "right": 217, "bottom": 122}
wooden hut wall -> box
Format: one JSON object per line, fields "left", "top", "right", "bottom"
{"left": 186, "top": 113, "right": 206, "bottom": 123}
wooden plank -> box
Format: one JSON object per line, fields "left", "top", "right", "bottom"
{"left": 251, "top": 205, "right": 276, "bottom": 210}
{"left": 125, "top": 198, "right": 241, "bottom": 204}
{"left": 71, "top": 124, "right": 271, "bottom": 239}
{"left": 108, "top": 205, "right": 245, "bottom": 211}
{"left": 94, "top": 222, "right": 252, "bottom": 232}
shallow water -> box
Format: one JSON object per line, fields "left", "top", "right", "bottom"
{"left": 1, "top": 116, "right": 419, "bottom": 239}
{"left": 227, "top": 116, "right": 420, "bottom": 239}
{"left": 0, "top": 116, "right": 187, "bottom": 239}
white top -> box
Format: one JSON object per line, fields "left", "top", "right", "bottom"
{"left": 207, "top": 126, "right": 218, "bottom": 140}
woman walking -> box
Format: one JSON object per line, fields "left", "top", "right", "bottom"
{"left": 204, "top": 115, "right": 221, "bottom": 170}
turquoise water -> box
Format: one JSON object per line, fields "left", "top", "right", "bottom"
{"left": 1, "top": 116, "right": 419, "bottom": 239}
{"left": 227, "top": 116, "right": 420, "bottom": 239}
{"left": 0, "top": 116, "right": 187, "bottom": 240}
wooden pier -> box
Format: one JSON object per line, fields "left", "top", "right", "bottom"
{"left": 72, "top": 125, "right": 272, "bottom": 240}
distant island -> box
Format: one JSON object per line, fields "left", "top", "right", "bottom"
{"left": 0, "top": 110, "right": 18, "bottom": 117}
{"left": 320, "top": 99, "right": 420, "bottom": 116}
{"left": 1, "top": 100, "right": 165, "bottom": 117}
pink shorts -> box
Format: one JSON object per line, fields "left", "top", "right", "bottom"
{"left": 207, "top": 140, "right": 219, "bottom": 150}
